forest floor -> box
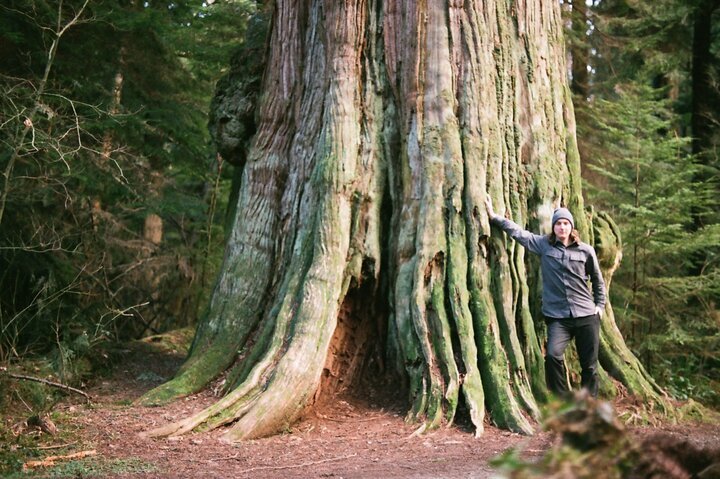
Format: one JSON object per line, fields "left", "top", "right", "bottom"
{"left": 3, "top": 332, "right": 720, "bottom": 478}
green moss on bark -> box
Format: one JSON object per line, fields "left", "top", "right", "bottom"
{"left": 144, "top": 0, "right": 672, "bottom": 442}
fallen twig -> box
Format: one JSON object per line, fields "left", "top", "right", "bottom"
{"left": 241, "top": 453, "right": 357, "bottom": 474}
{"left": 23, "top": 449, "right": 97, "bottom": 470}
{"left": 0, "top": 367, "right": 92, "bottom": 402}
{"left": 37, "top": 442, "right": 78, "bottom": 451}
{"left": 211, "top": 453, "right": 242, "bottom": 462}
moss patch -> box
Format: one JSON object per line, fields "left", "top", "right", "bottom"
{"left": 136, "top": 326, "right": 196, "bottom": 356}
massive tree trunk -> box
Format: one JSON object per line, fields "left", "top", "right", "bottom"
{"left": 140, "top": 0, "right": 670, "bottom": 441}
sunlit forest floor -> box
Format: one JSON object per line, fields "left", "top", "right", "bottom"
{"left": 2, "top": 333, "right": 719, "bottom": 478}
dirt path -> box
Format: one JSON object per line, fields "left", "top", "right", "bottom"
{"left": 65, "top": 396, "right": 551, "bottom": 478}
{"left": 7, "top": 339, "right": 720, "bottom": 478}
{"left": 47, "top": 343, "right": 551, "bottom": 478}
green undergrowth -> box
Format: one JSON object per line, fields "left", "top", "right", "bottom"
{"left": 0, "top": 410, "right": 90, "bottom": 477}
{"left": 2, "top": 456, "right": 157, "bottom": 478}
{"left": 0, "top": 361, "right": 68, "bottom": 417}
{"left": 666, "top": 398, "right": 719, "bottom": 424}
{"left": 1, "top": 328, "right": 195, "bottom": 476}
{"left": 1, "top": 327, "right": 195, "bottom": 416}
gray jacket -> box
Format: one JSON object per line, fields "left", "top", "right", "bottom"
{"left": 490, "top": 216, "right": 606, "bottom": 319}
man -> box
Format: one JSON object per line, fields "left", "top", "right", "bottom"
{"left": 484, "top": 196, "right": 606, "bottom": 397}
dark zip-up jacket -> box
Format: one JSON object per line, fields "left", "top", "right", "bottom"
{"left": 490, "top": 215, "right": 606, "bottom": 319}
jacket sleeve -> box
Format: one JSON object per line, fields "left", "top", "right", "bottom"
{"left": 489, "top": 215, "right": 545, "bottom": 255}
{"left": 586, "top": 247, "right": 606, "bottom": 309}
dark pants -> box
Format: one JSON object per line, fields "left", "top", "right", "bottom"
{"left": 545, "top": 314, "right": 600, "bottom": 397}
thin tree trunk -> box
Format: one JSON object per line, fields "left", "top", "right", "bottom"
{"left": 141, "top": 0, "right": 672, "bottom": 441}
{"left": 102, "top": 50, "right": 125, "bottom": 161}
{"left": 570, "top": 0, "right": 589, "bottom": 99}
{"left": 689, "top": 0, "right": 718, "bottom": 259}
{"left": 690, "top": 0, "right": 717, "bottom": 167}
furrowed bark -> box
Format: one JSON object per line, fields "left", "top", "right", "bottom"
{"left": 143, "top": 0, "right": 673, "bottom": 441}
{"left": 139, "top": 0, "right": 308, "bottom": 406}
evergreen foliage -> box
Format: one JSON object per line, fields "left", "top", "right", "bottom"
{"left": 570, "top": 0, "right": 720, "bottom": 407}
{"left": 0, "top": 0, "right": 255, "bottom": 382}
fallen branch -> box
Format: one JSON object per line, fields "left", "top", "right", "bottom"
{"left": 37, "top": 442, "right": 78, "bottom": 451}
{"left": 315, "top": 412, "right": 386, "bottom": 423}
{"left": 240, "top": 453, "right": 357, "bottom": 474}
{"left": 0, "top": 367, "right": 92, "bottom": 402}
{"left": 23, "top": 449, "right": 97, "bottom": 470}
{"left": 210, "top": 453, "right": 242, "bottom": 462}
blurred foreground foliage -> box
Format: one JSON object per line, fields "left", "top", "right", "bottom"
{"left": 492, "top": 393, "right": 719, "bottom": 479}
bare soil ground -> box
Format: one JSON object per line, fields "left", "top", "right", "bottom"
{"left": 5, "top": 338, "right": 720, "bottom": 478}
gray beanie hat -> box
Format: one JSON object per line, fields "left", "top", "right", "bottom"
{"left": 551, "top": 208, "right": 574, "bottom": 229}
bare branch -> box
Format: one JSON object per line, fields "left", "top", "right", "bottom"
{"left": 0, "top": 263, "right": 97, "bottom": 337}
{"left": 0, "top": 0, "right": 90, "bottom": 224}
{"left": 0, "top": 367, "right": 92, "bottom": 402}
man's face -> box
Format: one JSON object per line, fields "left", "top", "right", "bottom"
{"left": 553, "top": 219, "right": 572, "bottom": 242}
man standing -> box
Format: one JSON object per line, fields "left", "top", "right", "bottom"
{"left": 485, "top": 197, "right": 606, "bottom": 397}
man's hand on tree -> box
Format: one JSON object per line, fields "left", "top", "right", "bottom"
{"left": 485, "top": 195, "right": 496, "bottom": 219}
